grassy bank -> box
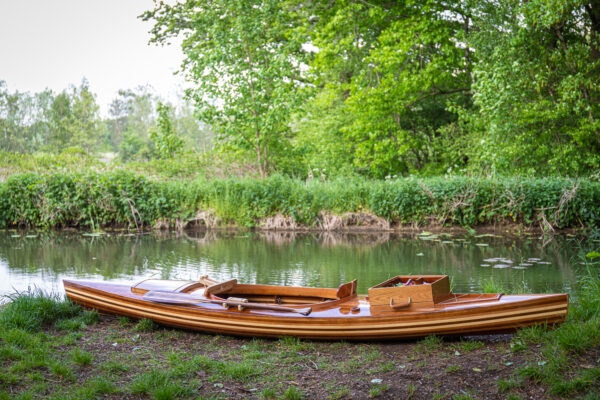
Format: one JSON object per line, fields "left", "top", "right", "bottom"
{"left": 0, "top": 171, "right": 598, "bottom": 231}
{"left": 1, "top": 268, "right": 599, "bottom": 399}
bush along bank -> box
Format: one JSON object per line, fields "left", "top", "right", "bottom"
{"left": 0, "top": 172, "right": 599, "bottom": 230}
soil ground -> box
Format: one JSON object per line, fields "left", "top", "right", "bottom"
{"left": 4, "top": 314, "right": 598, "bottom": 400}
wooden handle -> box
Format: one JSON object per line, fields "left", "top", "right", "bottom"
{"left": 390, "top": 297, "right": 411, "bottom": 310}
{"left": 143, "top": 290, "right": 312, "bottom": 316}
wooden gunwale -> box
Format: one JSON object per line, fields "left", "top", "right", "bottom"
{"left": 63, "top": 280, "right": 568, "bottom": 339}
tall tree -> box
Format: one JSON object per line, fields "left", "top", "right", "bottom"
{"left": 149, "top": 102, "right": 184, "bottom": 158}
{"left": 294, "top": 0, "right": 473, "bottom": 177}
{"left": 466, "top": 0, "right": 600, "bottom": 175}
{"left": 142, "top": 0, "right": 308, "bottom": 176}
{"left": 47, "top": 80, "right": 100, "bottom": 153}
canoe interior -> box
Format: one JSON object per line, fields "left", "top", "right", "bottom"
{"left": 130, "top": 278, "right": 358, "bottom": 306}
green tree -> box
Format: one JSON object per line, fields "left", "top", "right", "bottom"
{"left": 107, "top": 87, "right": 157, "bottom": 161}
{"left": 0, "top": 81, "right": 53, "bottom": 152}
{"left": 149, "top": 102, "right": 183, "bottom": 158}
{"left": 47, "top": 80, "right": 100, "bottom": 153}
{"left": 70, "top": 79, "right": 100, "bottom": 152}
{"left": 142, "top": 0, "right": 308, "bottom": 177}
{"left": 465, "top": 0, "right": 600, "bottom": 175}
{"left": 293, "top": 0, "right": 473, "bottom": 177}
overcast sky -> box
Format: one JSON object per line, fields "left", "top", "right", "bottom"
{"left": 0, "top": 0, "right": 185, "bottom": 113}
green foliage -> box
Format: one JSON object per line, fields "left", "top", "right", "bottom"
{"left": 149, "top": 102, "right": 183, "bottom": 159}
{"left": 464, "top": 1, "right": 600, "bottom": 176}
{"left": 142, "top": 0, "right": 308, "bottom": 176}
{"left": 3, "top": 1, "right": 600, "bottom": 177}
{"left": 0, "top": 173, "right": 599, "bottom": 230}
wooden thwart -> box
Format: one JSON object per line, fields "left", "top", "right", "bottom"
{"left": 143, "top": 290, "right": 312, "bottom": 316}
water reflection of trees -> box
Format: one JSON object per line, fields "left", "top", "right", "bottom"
{"left": 0, "top": 231, "right": 586, "bottom": 295}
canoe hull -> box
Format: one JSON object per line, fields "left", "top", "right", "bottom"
{"left": 64, "top": 280, "right": 568, "bottom": 340}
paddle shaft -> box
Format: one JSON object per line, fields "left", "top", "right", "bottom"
{"left": 143, "top": 290, "right": 312, "bottom": 316}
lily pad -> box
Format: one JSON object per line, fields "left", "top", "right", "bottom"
{"left": 442, "top": 241, "right": 454, "bottom": 244}
{"left": 513, "top": 266, "right": 527, "bottom": 270}
{"left": 483, "top": 258, "right": 499, "bottom": 262}
{"left": 416, "top": 253, "right": 424, "bottom": 256}
{"left": 519, "top": 263, "right": 533, "bottom": 267}
{"left": 475, "top": 243, "right": 489, "bottom": 247}
{"left": 10, "top": 235, "right": 20, "bottom": 238}
{"left": 537, "top": 261, "right": 551, "bottom": 265}
{"left": 25, "top": 235, "right": 38, "bottom": 238}
{"left": 493, "top": 264, "right": 511, "bottom": 269}
{"left": 480, "top": 264, "right": 491, "bottom": 267}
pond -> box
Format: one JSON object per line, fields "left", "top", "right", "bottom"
{"left": 0, "top": 230, "right": 592, "bottom": 298}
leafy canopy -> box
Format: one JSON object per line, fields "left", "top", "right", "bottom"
{"left": 142, "top": 0, "right": 309, "bottom": 176}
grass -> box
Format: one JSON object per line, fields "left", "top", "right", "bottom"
{"left": 70, "top": 348, "right": 93, "bottom": 366}
{"left": 416, "top": 335, "right": 444, "bottom": 354}
{"left": 282, "top": 386, "right": 303, "bottom": 400}
{"left": 445, "top": 364, "right": 462, "bottom": 373}
{"left": 454, "top": 340, "right": 484, "bottom": 352}
{"left": 369, "top": 383, "right": 390, "bottom": 398}
{"left": 134, "top": 318, "right": 157, "bottom": 332}
{"left": 0, "top": 288, "right": 81, "bottom": 331}
{"left": 499, "top": 260, "right": 600, "bottom": 398}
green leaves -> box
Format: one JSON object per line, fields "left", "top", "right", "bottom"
{"left": 143, "top": 0, "right": 309, "bottom": 176}
{"left": 149, "top": 102, "right": 184, "bottom": 159}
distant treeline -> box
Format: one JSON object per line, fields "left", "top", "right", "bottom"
{"left": 0, "top": 80, "right": 212, "bottom": 161}
{"left": 1, "top": 172, "right": 597, "bottom": 230}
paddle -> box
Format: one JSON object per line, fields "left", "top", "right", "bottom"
{"left": 143, "top": 290, "right": 312, "bottom": 316}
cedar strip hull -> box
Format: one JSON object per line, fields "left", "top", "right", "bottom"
{"left": 63, "top": 280, "right": 568, "bottom": 340}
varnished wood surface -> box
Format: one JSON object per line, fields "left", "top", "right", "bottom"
{"left": 63, "top": 279, "right": 569, "bottom": 340}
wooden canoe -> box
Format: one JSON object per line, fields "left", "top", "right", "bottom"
{"left": 63, "top": 275, "right": 568, "bottom": 340}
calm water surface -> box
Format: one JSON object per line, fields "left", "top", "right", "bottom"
{"left": 0, "top": 230, "right": 592, "bottom": 297}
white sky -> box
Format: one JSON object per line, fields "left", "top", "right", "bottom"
{"left": 0, "top": 0, "right": 185, "bottom": 114}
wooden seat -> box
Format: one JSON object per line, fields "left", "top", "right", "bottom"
{"left": 336, "top": 279, "right": 357, "bottom": 299}
{"left": 205, "top": 279, "right": 237, "bottom": 297}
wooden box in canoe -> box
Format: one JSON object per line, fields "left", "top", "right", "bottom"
{"left": 63, "top": 275, "right": 568, "bottom": 340}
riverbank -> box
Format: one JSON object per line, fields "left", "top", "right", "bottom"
{"left": 1, "top": 172, "right": 598, "bottom": 232}
{"left": 1, "top": 269, "right": 599, "bottom": 400}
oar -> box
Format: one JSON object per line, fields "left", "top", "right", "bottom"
{"left": 143, "top": 290, "right": 312, "bottom": 316}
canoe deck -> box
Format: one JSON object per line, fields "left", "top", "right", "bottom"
{"left": 63, "top": 277, "right": 568, "bottom": 340}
